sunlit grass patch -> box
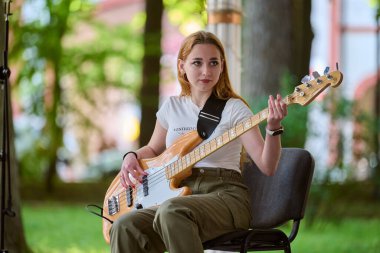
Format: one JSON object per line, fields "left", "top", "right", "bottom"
{"left": 22, "top": 202, "right": 109, "bottom": 253}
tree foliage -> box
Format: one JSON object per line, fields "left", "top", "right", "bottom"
{"left": 10, "top": 0, "right": 207, "bottom": 187}
{"left": 11, "top": 0, "right": 142, "bottom": 188}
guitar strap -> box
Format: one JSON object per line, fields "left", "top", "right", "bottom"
{"left": 197, "top": 93, "right": 228, "bottom": 140}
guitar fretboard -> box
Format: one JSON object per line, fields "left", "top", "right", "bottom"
{"left": 165, "top": 96, "right": 292, "bottom": 179}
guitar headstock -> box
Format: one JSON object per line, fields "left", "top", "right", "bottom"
{"left": 286, "top": 69, "right": 343, "bottom": 106}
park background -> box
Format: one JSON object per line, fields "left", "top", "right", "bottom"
{"left": 1, "top": 0, "right": 380, "bottom": 252}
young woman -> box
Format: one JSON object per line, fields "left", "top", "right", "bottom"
{"left": 111, "top": 31, "right": 287, "bottom": 253}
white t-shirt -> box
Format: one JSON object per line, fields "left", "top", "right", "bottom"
{"left": 156, "top": 96, "right": 253, "bottom": 172}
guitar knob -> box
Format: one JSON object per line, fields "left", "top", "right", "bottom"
{"left": 135, "top": 203, "right": 143, "bottom": 209}
{"left": 323, "top": 66, "right": 330, "bottom": 75}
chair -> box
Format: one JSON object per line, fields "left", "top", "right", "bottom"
{"left": 202, "top": 148, "right": 315, "bottom": 253}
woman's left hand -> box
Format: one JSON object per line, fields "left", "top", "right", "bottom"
{"left": 267, "top": 94, "right": 288, "bottom": 130}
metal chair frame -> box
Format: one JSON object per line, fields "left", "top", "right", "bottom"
{"left": 203, "top": 148, "right": 315, "bottom": 253}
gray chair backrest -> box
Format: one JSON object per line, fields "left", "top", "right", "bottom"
{"left": 242, "top": 148, "right": 315, "bottom": 229}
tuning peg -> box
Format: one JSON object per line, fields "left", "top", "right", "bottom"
{"left": 312, "top": 71, "right": 323, "bottom": 84}
{"left": 336, "top": 62, "right": 339, "bottom": 70}
{"left": 301, "top": 75, "right": 312, "bottom": 88}
{"left": 301, "top": 75, "right": 310, "bottom": 84}
{"left": 312, "top": 71, "right": 320, "bottom": 79}
{"left": 294, "top": 87, "right": 305, "bottom": 96}
{"left": 323, "top": 66, "right": 330, "bottom": 75}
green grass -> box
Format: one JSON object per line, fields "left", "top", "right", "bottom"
{"left": 22, "top": 202, "right": 109, "bottom": 253}
{"left": 292, "top": 219, "right": 380, "bottom": 252}
{"left": 22, "top": 202, "right": 380, "bottom": 253}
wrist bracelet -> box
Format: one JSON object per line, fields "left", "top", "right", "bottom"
{"left": 266, "top": 126, "right": 284, "bottom": 136}
{"left": 123, "top": 151, "right": 138, "bottom": 160}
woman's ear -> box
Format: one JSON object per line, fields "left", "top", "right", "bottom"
{"left": 178, "top": 59, "right": 185, "bottom": 74}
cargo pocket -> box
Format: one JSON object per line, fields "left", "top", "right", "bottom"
{"left": 136, "top": 233, "right": 151, "bottom": 251}
{"left": 217, "top": 186, "right": 251, "bottom": 229}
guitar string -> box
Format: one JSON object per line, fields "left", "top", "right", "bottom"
{"left": 107, "top": 88, "right": 331, "bottom": 214}
{"left": 109, "top": 135, "right": 246, "bottom": 211}
{"left": 108, "top": 137, "right": 224, "bottom": 210}
{"left": 108, "top": 176, "right": 155, "bottom": 208}
{"left": 117, "top": 171, "right": 184, "bottom": 207}
{"left": 113, "top": 130, "right": 231, "bottom": 199}
{"left": 113, "top": 153, "right": 197, "bottom": 205}
{"left": 129, "top": 94, "right": 297, "bottom": 199}
{"left": 113, "top": 90, "right": 318, "bottom": 207}
{"left": 106, "top": 110, "right": 279, "bottom": 210}
{"left": 113, "top": 170, "right": 167, "bottom": 208}
{"left": 128, "top": 124, "right": 246, "bottom": 193}
{"left": 116, "top": 92, "right": 313, "bottom": 205}
{"left": 108, "top": 78, "right": 333, "bottom": 211}
{"left": 109, "top": 152, "right": 194, "bottom": 204}
{"left": 107, "top": 117, "right": 255, "bottom": 209}
{"left": 110, "top": 167, "right": 167, "bottom": 199}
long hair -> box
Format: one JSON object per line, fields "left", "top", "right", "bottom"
{"left": 177, "top": 31, "right": 246, "bottom": 102}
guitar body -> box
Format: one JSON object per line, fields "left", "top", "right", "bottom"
{"left": 102, "top": 130, "right": 203, "bottom": 243}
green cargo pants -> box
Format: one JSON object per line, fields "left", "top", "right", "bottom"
{"left": 110, "top": 167, "right": 252, "bottom": 253}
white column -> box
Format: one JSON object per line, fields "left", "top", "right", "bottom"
{"left": 207, "top": 0, "right": 242, "bottom": 94}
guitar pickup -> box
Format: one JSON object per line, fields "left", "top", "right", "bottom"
{"left": 126, "top": 186, "right": 133, "bottom": 207}
{"left": 108, "top": 195, "right": 120, "bottom": 216}
{"left": 142, "top": 175, "right": 149, "bottom": 197}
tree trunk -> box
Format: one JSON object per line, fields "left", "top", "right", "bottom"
{"left": 242, "top": 0, "right": 313, "bottom": 100}
{"left": 241, "top": 0, "right": 313, "bottom": 147}
{"left": 44, "top": 61, "right": 64, "bottom": 192}
{"left": 43, "top": 0, "right": 70, "bottom": 191}
{"left": 139, "top": 0, "right": 163, "bottom": 146}
{"left": 0, "top": 3, "right": 30, "bottom": 252}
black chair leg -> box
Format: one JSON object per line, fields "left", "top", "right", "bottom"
{"left": 240, "top": 232, "right": 256, "bottom": 253}
{"left": 284, "top": 244, "right": 291, "bottom": 253}
{"left": 240, "top": 241, "right": 248, "bottom": 253}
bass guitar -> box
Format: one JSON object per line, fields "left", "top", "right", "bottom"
{"left": 100, "top": 68, "right": 343, "bottom": 243}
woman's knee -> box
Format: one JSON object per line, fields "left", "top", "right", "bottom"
{"left": 110, "top": 213, "right": 134, "bottom": 236}
{"left": 156, "top": 198, "right": 187, "bottom": 216}
{"left": 154, "top": 198, "right": 195, "bottom": 228}
{"left": 111, "top": 210, "right": 153, "bottom": 235}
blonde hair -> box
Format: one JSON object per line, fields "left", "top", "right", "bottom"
{"left": 177, "top": 31, "right": 246, "bottom": 102}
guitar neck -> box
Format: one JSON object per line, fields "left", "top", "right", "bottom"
{"left": 165, "top": 96, "right": 292, "bottom": 179}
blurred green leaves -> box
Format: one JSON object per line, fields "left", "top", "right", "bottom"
{"left": 10, "top": 0, "right": 207, "bottom": 184}
{"left": 11, "top": 0, "right": 143, "bottom": 183}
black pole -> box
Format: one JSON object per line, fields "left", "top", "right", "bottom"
{"left": 0, "top": 1, "right": 13, "bottom": 252}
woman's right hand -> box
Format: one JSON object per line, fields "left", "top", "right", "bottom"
{"left": 119, "top": 153, "right": 147, "bottom": 188}
{"left": 119, "top": 120, "right": 167, "bottom": 188}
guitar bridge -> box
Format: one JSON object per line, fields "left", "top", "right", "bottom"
{"left": 108, "top": 195, "right": 120, "bottom": 215}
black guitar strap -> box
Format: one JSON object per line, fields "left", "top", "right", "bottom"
{"left": 197, "top": 93, "right": 228, "bottom": 140}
